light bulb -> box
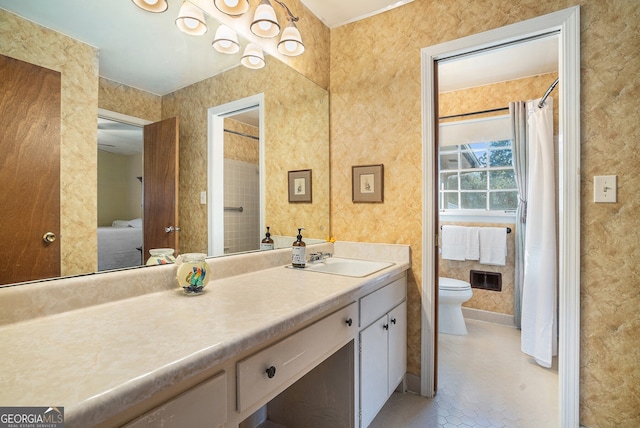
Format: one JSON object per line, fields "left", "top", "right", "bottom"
{"left": 224, "top": 0, "right": 239, "bottom": 6}
{"left": 184, "top": 18, "right": 199, "bottom": 29}
{"left": 259, "top": 21, "right": 272, "bottom": 32}
{"left": 284, "top": 41, "right": 297, "bottom": 52}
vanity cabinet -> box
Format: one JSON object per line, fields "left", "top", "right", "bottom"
{"left": 359, "top": 276, "right": 407, "bottom": 427}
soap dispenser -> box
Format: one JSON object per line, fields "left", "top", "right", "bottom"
{"left": 291, "top": 228, "right": 306, "bottom": 268}
{"left": 261, "top": 226, "right": 274, "bottom": 250}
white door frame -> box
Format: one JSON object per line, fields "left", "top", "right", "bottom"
{"left": 207, "top": 94, "right": 265, "bottom": 256}
{"left": 420, "top": 6, "right": 581, "bottom": 427}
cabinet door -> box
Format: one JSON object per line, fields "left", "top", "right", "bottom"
{"left": 360, "top": 314, "right": 389, "bottom": 428}
{"left": 388, "top": 301, "right": 407, "bottom": 395}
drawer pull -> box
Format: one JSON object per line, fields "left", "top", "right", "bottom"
{"left": 383, "top": 323, "right": 389, "bottom": 330}
{"left": 265, "top": 366, "right": 276, "bottom": 379}
{"left": 391, "top": 318, "right": 397, "bottom": 325}
{"left": 345, "top": 318, "right": 353, "bottom": 327}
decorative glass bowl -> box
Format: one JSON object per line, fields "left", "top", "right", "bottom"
{"left": 146, "top": 248, "right": 176, "bottom": 265}
{"left": 176, "top": 253, "right": 209, "bottom": 295}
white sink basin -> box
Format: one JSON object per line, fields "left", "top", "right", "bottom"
{"left": 301, "top": 257, "right": 394, "bottom": 277}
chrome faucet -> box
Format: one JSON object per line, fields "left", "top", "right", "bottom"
{"left": 308, "top": 251, "right": 333, "bottom": 263}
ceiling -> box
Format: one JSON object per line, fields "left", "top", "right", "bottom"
{"left": 300, "top": 0, "right": 415, "bottom": 28}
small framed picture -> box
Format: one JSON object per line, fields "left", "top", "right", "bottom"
{"left": 352, "top": 164, "right": 384, "bottom": 203}
{"left": 288, "top": 169, "right": 312, "bottom": 203}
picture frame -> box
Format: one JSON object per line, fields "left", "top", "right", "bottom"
{"left": 288, "top": 169, "right": 312, "bottom": 203}
{"left": 352, "top": 164, "right": 384, "bottom": 203}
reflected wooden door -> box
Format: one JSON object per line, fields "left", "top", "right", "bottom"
{"left": 0, "top": 55, "right": 61, "bottom": 285}
{"left": 143, "top": 117, "right": 179, "bottom": 258}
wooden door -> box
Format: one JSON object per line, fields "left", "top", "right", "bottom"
{"left": 0, "top": 55, "right": 61, "bottom": 285}
{"left": 143, "top": 117, "right": 179, "bottom": 258}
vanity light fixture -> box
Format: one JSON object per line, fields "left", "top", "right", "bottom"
{"left": 277, "top": 19, "right": 304, "bottom": 56}
{"left": 250, "top": 0, "right": 281, "bottom": 38}
{"left": 132, "top": 0, "right": 168, "bottom": 13}
{"left": 212, "top": 25, "right": 240, "bottom": 54}
{"left": 213, "top": 0, "right": 250, "bottom": 16}
{"left": 241, "top": 43, "right": 266, "bottom": 69}
{"left": 176, "top": 1, "right": 208, "bottom": 36}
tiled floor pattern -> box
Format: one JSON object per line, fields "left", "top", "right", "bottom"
{"left": 370, "top": 319, "right": 559, "bottom": 427}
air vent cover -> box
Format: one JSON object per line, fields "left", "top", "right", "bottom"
{"left": 470, "top": 270, "right": 502, "bottom": 291}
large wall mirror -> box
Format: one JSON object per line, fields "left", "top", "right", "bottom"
{"left": 0, "top": 0, "right": 329, "bottom": 287}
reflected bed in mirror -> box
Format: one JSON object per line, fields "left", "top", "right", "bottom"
{"left": 0, "top": 3, "right": 329, "bottom": 287}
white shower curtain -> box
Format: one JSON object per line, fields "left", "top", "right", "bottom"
{"left": 520, "top": 97, "right": 557, "bottom": 368}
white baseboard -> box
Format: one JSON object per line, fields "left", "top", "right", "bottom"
{"left": 462, "top": 307, "right": 515, "bottom": 327}
{"left": 405, "top": 373, "right": 421, "bottom": 394}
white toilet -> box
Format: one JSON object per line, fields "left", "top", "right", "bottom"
{"left": 438, "top": 277, "right": 473, "bottom": 335}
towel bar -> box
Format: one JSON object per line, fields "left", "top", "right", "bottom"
{"left": 441, "top": 226, "right": 511, "bottom": 233}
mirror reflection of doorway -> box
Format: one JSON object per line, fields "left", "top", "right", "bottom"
{"left": 222, "top": 108, "right": 261, "bottom": 255}
{"left": 97, "top": 112, "right": 180, "bottom": 270}
{"left": 97, "top": 117, "right": 144, "bottom": 270}
{"left": 208, "top": 94, "right": 265, "bottom": 257}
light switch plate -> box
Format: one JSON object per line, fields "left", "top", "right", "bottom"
{"left": 594, "top": 175, "right": 617, "bottom": 203}
{"left": 200, "top": 191, "right": 207, "bottom": 205}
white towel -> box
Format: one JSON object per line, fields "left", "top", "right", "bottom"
{"left": 441, "top": 225, "right": 466, "bottom": 261}
{"left": 479, "top": 227, "right": 507, "bottom": 266}
{"left": 465, "top": 227, "right": 480, "bottom": 260}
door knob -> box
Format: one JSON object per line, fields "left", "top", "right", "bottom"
{"left": 165, "top": 226, "right": 181, "bottom": 233}
{"left": 43, "top": 232, "right": 56, "bottom": 243}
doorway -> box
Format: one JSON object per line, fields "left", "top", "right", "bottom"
{"left": 421, "top": 7, "right": 581, "bottom": 426}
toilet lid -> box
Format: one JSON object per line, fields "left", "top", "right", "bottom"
{"left": 439, "top": 277, "right": 471, "bottom": 291}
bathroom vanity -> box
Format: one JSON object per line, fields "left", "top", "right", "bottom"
{"left": 0, "top": 242, "right": 410, "bottom": 427}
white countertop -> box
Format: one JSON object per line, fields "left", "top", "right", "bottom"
{"left": 0, "top": 258, "right": 409, "bottom": 427}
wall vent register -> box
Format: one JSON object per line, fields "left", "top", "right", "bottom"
{"left": 470, "top": 270, "right": 502, "bottom": 291}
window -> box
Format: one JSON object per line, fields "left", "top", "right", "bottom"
{"left": 439, "top": 139, "right": 518, "bottom": 212}
{"left": 438, "top": 115, "right": 517, "bottom": 215}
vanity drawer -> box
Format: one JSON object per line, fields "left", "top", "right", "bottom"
{"left": 124, "top": 371, "right": 227, "bottom": 428}
{"left": 236, "top": 302, "right": 358, "bottom": 413}
{"left": 359, "top": 276, "right": 406, "bottom": 328}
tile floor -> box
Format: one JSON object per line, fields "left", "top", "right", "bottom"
{"left": 370, "top": 319, "right": 559, "bottom": 428}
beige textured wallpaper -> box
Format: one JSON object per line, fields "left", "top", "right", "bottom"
{"left": 98, "top": 77, "right": 162, "bottom": 122}
{"left": 224, "top": 118, "right": 259, "bottom": 164}
{"left": 1, "top": 9, "right": 99, "bottom": 276}
{"left": 268, "top": 0, "right": 330, "bottom": 90}
{"left": 162, "top": 58, "right": 330, "bottom": 254}
{"left": 330, "top": 1, "right": 639, "bottom": 426}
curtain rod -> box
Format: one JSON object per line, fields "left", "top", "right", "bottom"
{"left": 224, "top": 128, "right": 259, "bottom": 140}
{"left": 538, "top": 78, "right": 559, "bottom": 108}
{"left": 439, "top": 106, "right": 509, "bottom": 120}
